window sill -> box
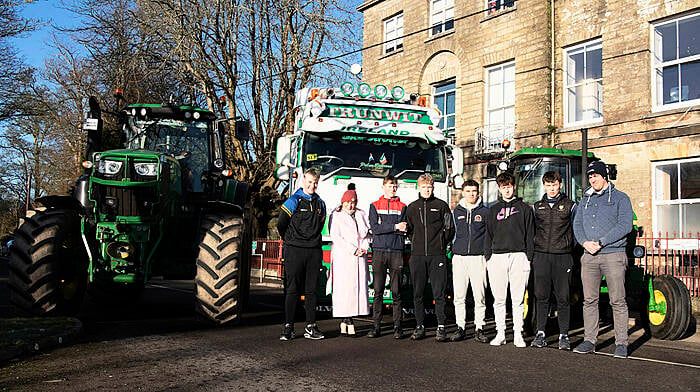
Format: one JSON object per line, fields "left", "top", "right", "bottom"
{"left": 559, "top": 119, "right": 604, "bottom": 132}
{"left": 424, "top": 29, "right": 454, "bottom": 44}
{"left": 651, "top": 100, "right": 700, "bottom": 115}
{"left": 480, "top": 6, "right": 517, "bottom": 23}
{"left": 379, "top": 48, "right": 404, "bottom": 60}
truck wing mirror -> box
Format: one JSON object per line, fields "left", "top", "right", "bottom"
{"left": 449, "top": 146, "right": 464, "bottom": 175}
{"left": 452, "top": 174, "right": 464, "bottom": 190}
{"left": 276, "top": 135, "right": 293, "bottom": 167}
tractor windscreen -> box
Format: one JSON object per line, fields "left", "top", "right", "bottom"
{"left": 301, "top": 133, "right": 446, "bottom": 181}
{"left": 126, "top": 117, "right": 210, "bottom": 192}
{"left": 513, "top": 157, "right": 585, "bottom": 204}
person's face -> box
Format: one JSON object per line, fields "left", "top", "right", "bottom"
{"left": 418, "top": 182, "right": 434, "bottom": 199}
{"left": 462, "top": 185, "right": 479, "bottom": 204}
{"left": 543, "top": 180, "right": 561, "bottom": 198}
{"left": 302, "top": 173, "right": 319, "bottom": 195}
{"left": 383, "top": 181, "right": 398, "bottom": 198}
{"left": 588, "top": 173, "right": 608, "bottom": 192}
{"left": 499, "top": 183, "right": 514, "bottom": 199}
{"left": 342, "top": 200, "right": 356, "bottom": 213}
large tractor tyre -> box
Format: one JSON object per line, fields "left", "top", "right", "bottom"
{"left": 8, "top": 207, "right": 88, "bottom": 316}
{"left": 195, "top": 213, "right": 249, "bottom": 325}
{"left": 648, "top": 275, "right": 692, "bottom": 340}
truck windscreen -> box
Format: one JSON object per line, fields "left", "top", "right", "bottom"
{"left": 302, "top": 133, "right": 446, "bottom": 181}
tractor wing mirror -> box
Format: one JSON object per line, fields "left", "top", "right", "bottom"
{"left": 235, "top": 119, "right": 250, "bottom": 141}
{"left": 449, "top": 146, "right": 464, "bottom": 175}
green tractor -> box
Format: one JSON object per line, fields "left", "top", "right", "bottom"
{"left": 491, "top": 147, "right": 692, "bottom": 340}
{"left": 8, "top": 96, "right": 253, "bottom": 325}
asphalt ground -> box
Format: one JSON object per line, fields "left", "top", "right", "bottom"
{"left": 1, "top": 271, "right": 699, "bottom": 391}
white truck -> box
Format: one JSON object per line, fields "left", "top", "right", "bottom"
{"left": 275, "top": 82, "right": 464, "bottom": 308}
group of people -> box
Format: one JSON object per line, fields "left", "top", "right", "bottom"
{"left": 277, "top": 160, "right": 633, "bottom": 358}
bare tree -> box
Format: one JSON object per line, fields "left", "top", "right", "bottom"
{"left": 137, "top": 0, "right": 361, "bottom": 235}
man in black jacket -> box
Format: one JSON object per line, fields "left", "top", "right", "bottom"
{"left": 450, "top": 180, "right": 490, "bottom": 343}
{"left": 405, "top": 173, "right": 455, "bottom": 341}
{"left": 531, "top": 171, "right": 576, "bottom": 350}
{"left": 277, "top": 168, "right": 327, "bottom": 341}
{"left": 485, "top": 172, "right": 534, "bottom": 348}
{"left": 368, "top": 176, "right": 407, "bottom": 339}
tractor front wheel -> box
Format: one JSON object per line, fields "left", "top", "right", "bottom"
{"left": 648, "top": 275, "right": 691, "bottom": 340}
{"left": 195, "top": 213, "right": 250, "bottom": 325}
{"left": 8, "top": 207, "right": 88, "bottom": 316}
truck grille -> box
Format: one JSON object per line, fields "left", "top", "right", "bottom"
{"left": 94, "top": 184, "right": 157, "bottom": 216}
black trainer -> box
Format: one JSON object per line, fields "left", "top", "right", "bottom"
{"left": 450, "top": 327, "right": 466, "bottom": 342}
{"left": 393, "top": 324, "right": 403, "bottom": 339}
{"left": 304, "top": 323, "right": 325, "bottom": 340}
{"left": 367, "top": 324, "right": 381, "bottom": 338}
{"left": 474, "top": 329, "right": 489, "bottom": 343}
{"left": 280, "top": 323, "right": 295, "bottom": 341}
{"left": 531, "top": 331, "right": 547, "bottom": 348}
{"left": 410, "top": 325, "right": 425, "bottom": 340}
{"left": 436, "top": 326, "right": 448, "bottom": 342}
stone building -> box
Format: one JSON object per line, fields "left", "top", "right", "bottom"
{"left": 358, "top": 0, "right": 699, "bottom": 235}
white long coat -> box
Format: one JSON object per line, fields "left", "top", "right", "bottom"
{"left": 329, "top": 208, "right": 370, "bottom": 318}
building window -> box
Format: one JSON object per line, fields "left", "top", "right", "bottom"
{"left": 652, "top": 157, "right": 700, "bottom": 235}
{"left": 487, "top": 0, "right": 515, "bottom": 14}
{"left": 652, "top": 13, "right": 700, "bottom": 111}
{"left": 433, "top": 80, "right": 456, "bottom": 137}
{"left": 486, "top": 61, "right": 515, "bottom": 129}
{"left": 384, "top": 13, "right": 403, "bottom": 54}
{"left": 564, "top": 39, "right": 603, "bottom": 126}
{"left": 431, "top": 0, "right": 454, "bottom": 36}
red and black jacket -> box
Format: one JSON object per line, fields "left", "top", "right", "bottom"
{"left": 369, "top": 196, "right": 407, "bottom": 252}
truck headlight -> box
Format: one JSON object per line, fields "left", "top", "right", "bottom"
{"left": 134, "top": 162, "right": 158, "bottom": 177}
{"left": 97, "top": 159, "right": 123, "bottom": 175}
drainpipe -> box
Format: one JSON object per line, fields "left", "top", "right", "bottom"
{"left": 550, "top": 0, "right": 556, "bottom": 146}
{"left": 582, "top": 128, "right": 588, "bottom": 191}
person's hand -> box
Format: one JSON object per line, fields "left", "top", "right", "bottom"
{"left": 583, "top": 241, "right": 602, "bottom": 254}
{"left": 395, "top": 222, "right": 407, "bottom": 232}
{"left": 354, "top": 249, "right": 364, "bottom": 256}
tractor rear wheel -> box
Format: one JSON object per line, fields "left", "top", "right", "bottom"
{"left": 8, "top": 207, "right": 88, "bottom": 316}
{"left": 195, "top": 213, "right": 250, "bottom": 325}
{"left": 648, "top": 275, "right": 691, "bottom": 340}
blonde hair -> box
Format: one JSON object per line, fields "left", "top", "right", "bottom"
{"left": 417, "top": 173, "right": 434, "bottom": 186}
{"left": 303, "top": 168, "right": 320, "bottom": 181}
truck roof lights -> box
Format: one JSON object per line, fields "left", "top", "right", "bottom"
{"left": 391, "top": 86, "right": 404, "bottom": 100}
{"left": 340, "top": 82, "right": 354, "bottom": 96}
{"left": 358, "top": 83, "right": 371, "bottom": 98}
{"left": 374, "top": 84, "right": 388, "bottom": 99}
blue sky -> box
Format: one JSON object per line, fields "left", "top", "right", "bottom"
{"left": 11, "top": 1, "right": 82, "bottom": 68}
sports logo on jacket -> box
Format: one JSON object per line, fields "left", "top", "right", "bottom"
{"left": 474, "top": 215, "right": 482, "bottom": 222}
{"left": 496, "top": 207, "right": 519, "bottom": 221}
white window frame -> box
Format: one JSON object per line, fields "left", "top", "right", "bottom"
{"left": 563, "top": 39, "right": 603, "bottom": 127}
{"left": 430, "top": 0, "right": 454, "bottom": 36}
{"left": 384, "top": 13, "right": 403, "bottom": 54}
{"left": 651, "top": 12, "right": 700, "bottom": 112}
{"left": 651, "top": 157, "right": 700, "bottom": 235}
{"left": 485, "top": 61, "right": 515, "bottom": 130}
{"left": 432, "top": 79, "right": 456, "bottom": 137}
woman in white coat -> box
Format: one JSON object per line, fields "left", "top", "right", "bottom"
{"left": 330, "top": 188, "right": 370, "bottom": 336}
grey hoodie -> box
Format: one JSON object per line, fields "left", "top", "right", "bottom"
{"left": 573, "top": 183, "right": 633, "bottom": 254}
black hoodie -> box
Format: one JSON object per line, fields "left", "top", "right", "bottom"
{"left": 484, "top": 197, "right": 535, "bottom": 261}
{"left": 406, "top": 195, "right": 455, "bottom": 256}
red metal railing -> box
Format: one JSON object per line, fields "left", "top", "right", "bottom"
{"left": 252, "top": 238, "right": 284, "bottom": 280}
{"left": 636, "top": 232, "right": 700, "bottom": 297}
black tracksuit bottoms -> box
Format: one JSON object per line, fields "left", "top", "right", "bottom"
{"left": 283, "top": 245, "right": 322, "bottom": 325}
{"left": 410, "top": 255, "right": 448, "bottom": 327}
{"left": 371, "top": 250, "right": 404, "bottom": 326}
{"left": 533, "top": 251, "right": 573, "bottom": 334}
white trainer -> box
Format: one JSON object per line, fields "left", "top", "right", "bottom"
{"left": 490, "top": 331, "right": 506, "bottom": 346}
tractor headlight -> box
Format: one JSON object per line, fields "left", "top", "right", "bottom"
{"left": 134, "top": 162, "right": 158, "bottom": 177}
{"left": 97, "top": 159, "right": 123, "bottom": 175}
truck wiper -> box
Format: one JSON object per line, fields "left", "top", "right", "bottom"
{"left": 522, "top": 158, "right": 543, "bottom": 182}
{"left": 321, "top": 167, "right": 361, "bottom": 181}
{"left": 394, "top": 169, "right": 425, "bottom": 179}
